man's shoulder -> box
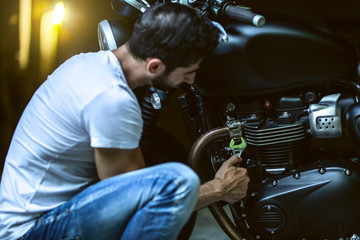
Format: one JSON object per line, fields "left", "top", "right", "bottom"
{"left": 51, "top": 50, "right": 118, "bottom": 83}
{"left": 66, "top": 50, "right": 112, "bottom": 65}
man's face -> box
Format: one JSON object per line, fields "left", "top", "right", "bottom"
{"left": 151, "top": 60, "right": 202, "bottom": 91}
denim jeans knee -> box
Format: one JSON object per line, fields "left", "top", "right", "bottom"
{"left": 23, "top": 162, "right": 200, "bottom": 240}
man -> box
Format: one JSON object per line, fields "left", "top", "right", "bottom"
{"left": 0, "top": 3, "right": 249, "bottom": 240}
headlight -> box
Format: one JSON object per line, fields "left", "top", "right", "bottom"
{"left": 97, "top": 19, "right": 133, "bottom": 50}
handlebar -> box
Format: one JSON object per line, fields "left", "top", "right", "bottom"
{"left": 209, "top": 0, "right": 265, "bottom": 27}
{"left": 223, "top": 4, "right": 265, "bottom": 27}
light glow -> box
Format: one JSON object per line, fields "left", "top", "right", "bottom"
{"left": 52, "top": 2, "right": 66, "bottom": 25}
{"left": 19, "top": 0, "right": 32, "bottom": 70}
{"left": 40, "top": 10, "right": 58, "bottom": 78}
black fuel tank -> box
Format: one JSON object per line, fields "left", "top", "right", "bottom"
{"left": 194, "top": 15, "right": 359, "bottom": 97}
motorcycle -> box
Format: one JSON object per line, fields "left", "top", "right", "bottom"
{"left": 97, "top": 0, "right": 360, "bottom": 239}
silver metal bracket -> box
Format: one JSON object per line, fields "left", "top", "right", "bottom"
{"left": 226, "top": 117, "right": 242, "bottom": 144}
{"left": 350, "top": 234, "right": 360, "bottom": 240}
{"left": 151, "top": 92, "right": 162, "bottom": 110}
{"left": 308, "top": 93, "right": 342, "bottom": 138}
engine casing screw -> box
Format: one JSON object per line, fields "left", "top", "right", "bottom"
{"left": 318, "top": 168, "right": 326, "bottom": 174}
{"left": 226, "top": 102, "right": 236, "bottom": 112}
{"left": 294, "top": 173, "right": 300, "bottom": 179}
{"left": 242, "top": 213, "right": 247, "bottom": 218}
{"left": 256, "top": 235, "right": 261, "bottom": 239}
{"left": 272, "top": 180, "right": 278, "bottom": 186}
{"left": 251, "top": 192, "right": 256, "bottom": 197}
{"left": 345, "top": 169, "right": 351, "bottom": 176}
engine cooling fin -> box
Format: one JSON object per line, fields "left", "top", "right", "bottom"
{"left": 243, "top": 122, "right": 306, "bottom": 171}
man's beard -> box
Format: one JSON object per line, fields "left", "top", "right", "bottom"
{"left": 151, "top": 71, "right": 173, "bottom": 91}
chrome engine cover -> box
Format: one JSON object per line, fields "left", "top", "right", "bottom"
{"left": 309, "top": 93, "right": 343, "bottom": 138}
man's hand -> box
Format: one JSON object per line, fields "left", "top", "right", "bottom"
{"left": 213, "top": 155, "right": 249, "bottom": 203}
{"left": 195, "top": 155, "right": 250, "bottom": 210}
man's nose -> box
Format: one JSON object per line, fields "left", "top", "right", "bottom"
{"left": 184, "top": 73, "right": 196, "bottom": 85}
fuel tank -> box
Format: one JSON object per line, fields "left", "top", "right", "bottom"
{"left": 194, "top": 15, "right": 359, "bottom": 97}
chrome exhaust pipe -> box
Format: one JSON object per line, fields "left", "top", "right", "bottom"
{"left": 188, "top": 126, "right": 246, "bottom": 240}
{"left": 188, "top": 126, "right": 229, "bottom": 174}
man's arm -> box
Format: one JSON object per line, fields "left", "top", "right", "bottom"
{"left": 195, "top": 155, "right": 249, "bottom": 211}
{"left": 94, "top": 147, "right": 146, "bottom": 180}
{"left": 95, "top": 147, "right": 249, "bottom": 209}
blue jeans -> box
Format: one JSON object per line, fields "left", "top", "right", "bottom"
{"left": 21, "top": 163, "right": 200, "bottom": 240}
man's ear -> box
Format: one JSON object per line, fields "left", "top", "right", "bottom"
{"left": 146, "top": 58, "right": 166, "bottom": 75}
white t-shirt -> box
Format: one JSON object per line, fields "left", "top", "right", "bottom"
{"left": 0, "top": 51, "right": 143, "bottom": 240}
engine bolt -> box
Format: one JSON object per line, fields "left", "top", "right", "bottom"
{"left": 350, "top": 234, "right": 360, "bottom": 240}
{"left": 256, "top": 235, "right": 261, "bottom": 239}
{"left": 251, "top": 192, "right": 256, "bottom": 197}
{"left": 319, "top": 168, "right": 325, "bottom": 174}
{"left": 272, "top": 180, "right": 278, "bottom": 186}
{"left": 220, "top": 34, "right": 229, "bottom": 42}
{"left": 226, "top": 102, "right": 236, "bottom": 112}
{"left": 294, "top": 173, "right": 300, "bottom": 179}
{"left": 345, "top": 169, "right": 351, "bottom": 176}
{"left": 270, "top": 231, "right": 275, "bottom": 235}
{"left": 242, "top": 213, "right": 247, "bottom": 218}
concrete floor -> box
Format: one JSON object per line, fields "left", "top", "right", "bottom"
{"left": 189, "top": 206, "right": 231, "bottom": 240}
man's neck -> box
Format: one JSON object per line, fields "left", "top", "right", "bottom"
{"left": 112, "top": 45, "right": 148, "bottom": 90}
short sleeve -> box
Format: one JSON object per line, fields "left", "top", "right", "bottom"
{"left": 81, "top": 85, "right": 143, "bottom": 149}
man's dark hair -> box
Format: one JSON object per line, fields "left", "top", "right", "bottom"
{"left": 127, "top": 2, "right": 219, "bottom": 73}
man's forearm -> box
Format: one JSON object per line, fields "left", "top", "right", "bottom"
{"left": 195, "top": 180, "right": 223, "bottom": 211}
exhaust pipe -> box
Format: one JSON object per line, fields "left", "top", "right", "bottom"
{"left": 188, "top": 126, "right": 247, "bottom": 240}
{"left": 188, "top": 126, "right": 229, "bottom": 174}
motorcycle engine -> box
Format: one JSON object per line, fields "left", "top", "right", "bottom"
{"left": 197, "top": 91, "right": 360, "bottom": 239}
{"left": 178, "top": 12, "right": 360, "bottom": 238}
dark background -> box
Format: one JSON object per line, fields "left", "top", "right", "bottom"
{"left": 1, "top": 0, "right": 360, "bottom": 175}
